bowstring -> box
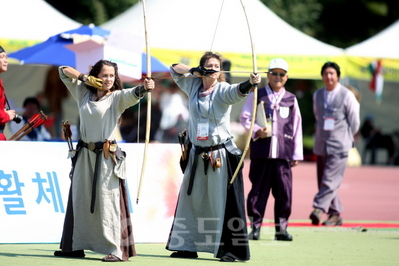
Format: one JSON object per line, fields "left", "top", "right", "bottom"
{"left": 208, "top": 0, "right": 225, "bottom": 136}
{"left": 209, "top": 0, "right": 225, "bottom": 161}
{"left": 209, "top": 0, "right": 225, "bottom": 52}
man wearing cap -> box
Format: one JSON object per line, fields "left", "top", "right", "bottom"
{"left": 0, "top": 46, "right": 17, "bottom": 140}
{"left": 309, "top": 62, "right": 360, "bottom": 226}
{"left": 240, "top": 58, "right": 303, "bottom": 241}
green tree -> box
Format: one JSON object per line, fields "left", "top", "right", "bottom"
{"left": 45, "top": 0, "right": 138, "bottom": 25}
{"left": 261, "top": 0, "right": 399, "bottom": 48}
{"left": 261, "top": 0, "right": 323, "bottom": 36}
{"left": 315, "top": 0, "right": 399, "bottom": 48}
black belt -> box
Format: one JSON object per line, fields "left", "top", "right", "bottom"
{"left": 187, "top": 143, "right": 224, "bottom": 196}
{"left": 79, "top": 140, "right": 105, "bottom": 213}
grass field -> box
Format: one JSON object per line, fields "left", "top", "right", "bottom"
{"left": 1, "top": 225, "right": 399, "bottom": 266}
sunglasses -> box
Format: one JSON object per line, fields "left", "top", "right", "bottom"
{"left": 269, "top": 72, "right": 286, "bottom": 77}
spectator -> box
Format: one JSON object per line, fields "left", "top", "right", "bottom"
{"left": 239, "top": 58, "right": 303, "bottom": 241}
{"left": 360, "top": 115, "right": 395, "bottom": 165}
{"left": 155, "top": 79, "right": 189, "bottom": 143}
{"left": 0, "top": 46, "right": 17, "bottom": 140}
{"left": 309, "top": 62, "right": 360, "bottom": 226}
{"left": 9, "top": 97, "right": 51, "bottom": 141}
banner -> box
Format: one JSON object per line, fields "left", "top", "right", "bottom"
{"left": 345, "top": 56, "right": 399, "bottom": 82}
{"left": 152, "top": 48, "right": 346, "bottom": 79}
{"left": 152, "top": 48, "right": 399, "bottom": 82}
{"left": 0, "top": 39, "right": 42, "bottom": 54}
{"left": 0, "top": 142, "right": 183, "bottom": 244}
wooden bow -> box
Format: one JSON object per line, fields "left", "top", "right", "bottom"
{"left": 229, "top": 0, "right": 258, "bottom": 187}
{"left": 136, "top": 0, "right": 152, "bottom": 204}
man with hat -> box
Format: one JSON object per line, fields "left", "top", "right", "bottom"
{"left": 0, "top": 46, "right": 17, "bottom": 140}
{"left": 240, "top": 58, "right": 303, "bottom": 241}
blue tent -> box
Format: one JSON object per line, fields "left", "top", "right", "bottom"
{"left": 8, "top": 25, "right": 168, "bottom": 74}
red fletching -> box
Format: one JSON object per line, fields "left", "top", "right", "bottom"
{"left": 8, "top": 111, "right": 48, "bottom": 141}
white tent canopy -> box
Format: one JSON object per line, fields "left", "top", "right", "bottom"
{"left": 342, "top": 20, "right": 399, "bottom": 82}
{"left": 1, "top": 0, "right": 81, "bottom": 49}
{"left": 102, "top": 0, "right": 342, "bottom": 56}
{"left": 345, "top": 20, "right": 399, "bottom": 59}
{"left": 101, "top": 0, "right": 344, "bottom": 78}
{"left": 344, "top": 20, "right": 399, "bottom": 138}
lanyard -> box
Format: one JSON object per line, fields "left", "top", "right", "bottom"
{"left": 196, "top": 86, "right": 215, "bottom": 120}
{"left": 324, "top": 89, "right": 334, "bottom": 113}
{"left": 266, "top": 86, "right": 284, "bottom": 117}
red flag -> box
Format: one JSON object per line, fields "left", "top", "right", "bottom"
{"left": 369, "top": 60, "right": 383, "bottom": 102}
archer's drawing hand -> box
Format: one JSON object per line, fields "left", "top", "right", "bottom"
{"left": 189, "top": 66, "right": 208, "bottom": 76}
{"left": 85, "top": 76, "right": 104, "bottom": 90}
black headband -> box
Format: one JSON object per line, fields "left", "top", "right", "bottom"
{"left": 0, "top": 46, "right": 5, "bottom": 53}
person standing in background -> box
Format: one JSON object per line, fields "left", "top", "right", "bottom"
{"left": 240, "top": 58, "right": 303, "bottom": 241}
{"left": 310, "top": 62, "right": 360, "bottom": 226}
{"left": 360, "top": 115, "right": 395, "bottom": 165}
{"left": 155, "top": 80, "right": 189, "bottom": 143}
{"left": 0, "top": 46, "right": 17, "bottom": 140}
{"left": 9, "top": 97, "right": 51, "bottom": 141}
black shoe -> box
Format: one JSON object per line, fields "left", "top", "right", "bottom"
{"left": 170, "top": 251, "right": 198, "bottom": 258}
{"left": 275, "top": 232, "right": 293, "bottom": 241}
{"left": 220, "top": 254, "right": 236, "bottom": 262}
{"left": 322, "top": 214, "right": 343, "bottom": 226}
{"left": 54, "top": 250, "right": 85, "bottom": 257}
{"left": 102, "top": 254, "right": 122, "bottom": 262}
{"left": 248, "top": 226, "right": 261, "bottom": 240}
{"left": 309, "top": 209, "right": 323, "bottom": 225}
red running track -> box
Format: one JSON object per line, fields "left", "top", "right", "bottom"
{"left": 241, "top": 161, "right": 399, "bottom": 225}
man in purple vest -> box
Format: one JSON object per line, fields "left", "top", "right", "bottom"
{"left": 309, "top": 62, "right": 360, "bottom": 226}
{"left": 240, "top": 58, "right": 303, "bottom": 241}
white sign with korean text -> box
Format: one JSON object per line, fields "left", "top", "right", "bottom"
{"left": 0, "top": 142, "right": 183, "bottom": 244}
